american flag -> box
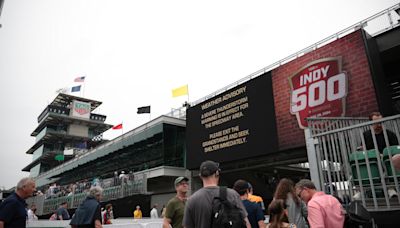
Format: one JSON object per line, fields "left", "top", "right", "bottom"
{"left": 74, "top": 76, "right": 86, "bottom": 82}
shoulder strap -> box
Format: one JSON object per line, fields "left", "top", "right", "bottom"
{"left": 219, "top": 186, "right": 227, "bottom": 201}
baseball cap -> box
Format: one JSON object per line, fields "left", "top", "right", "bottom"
{"left": 199, "top": 160, "right": 220, "bottom": 177}
{"left": 174, "top": 176, "right": 189, "bottom": 186}
{"left": 233, "top": 179, "right": 249, "bottom": 195}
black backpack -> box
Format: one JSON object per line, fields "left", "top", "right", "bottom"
{"left": 211, "top": 186, "right": 246, "bottom": 228}
{"left": 344, "top": 201, "right": 372, "bottom": 228}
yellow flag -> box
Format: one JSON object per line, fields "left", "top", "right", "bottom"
{"left": 172, "top": 85, "right": 188, "bottom": 97}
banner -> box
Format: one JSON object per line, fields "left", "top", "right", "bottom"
{"left": 289, "top": 57, "right": 348, "bottom": 128}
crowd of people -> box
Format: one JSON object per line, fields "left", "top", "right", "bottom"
{"left": 161, "top": 160, "right": 347, "bottom": 228}
{"left": 32, "top": 170, "right": 135, "bottom": 201}
{"left": 3, "top": 150, "right": 400, "bottom": 227}
{"left": 0, "top": 163, "right": 343, "bottom": 228}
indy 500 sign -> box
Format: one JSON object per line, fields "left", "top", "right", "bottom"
{"left": 289, "top": 57, "right": 348, "bottom": 129}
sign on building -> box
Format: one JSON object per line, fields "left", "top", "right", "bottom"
{"left": 186, "top": 72, "right": 278, "bottom": 169}
{"left": 71, "top": 100, "right": 91, "bottom": 119}
{"left": 289, "top": 57, "right": 348, "bottom": 128}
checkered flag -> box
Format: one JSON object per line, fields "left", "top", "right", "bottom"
{"left": 92, "top": 134, "right": 103, "bottom": 142}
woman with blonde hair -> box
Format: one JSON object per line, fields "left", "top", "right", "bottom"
{"left": 267, "top": 199, "right": 296, "bottom": 228}
{"left": 273, "top": 178, "right": 308, "bottom": 228}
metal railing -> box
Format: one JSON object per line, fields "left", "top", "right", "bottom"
{"left": 165, "top": 107, "right": 187, "bottom": 119}
{"left": 306, "top": 115, "right": 400, "bottom": 211}
{"left": 28, "top": 174, "right": 147, "bottom": 216}
{"left": 307, "top": 117, "right": 369, "bottom": 136}
{"left": 188, "top": 3, "right": 400, "bottom": 108}
{"left": 37, "top": 105, "right": 70, "bottom": 123}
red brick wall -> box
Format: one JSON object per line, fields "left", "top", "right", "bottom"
{"left": 272, "top": 30, "right": 379, "bottom": 150}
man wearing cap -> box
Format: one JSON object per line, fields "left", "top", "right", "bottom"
{"left": 163, "top": 176, "right": 189, "bottom": 228}
{"left": 233, "top": 180, "right": 266, "bottom": 228}
{"left": 183, "top": 160, "right": 250, "bottom": 228}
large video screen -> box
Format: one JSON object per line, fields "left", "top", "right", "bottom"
{"left": 186, "top": 72, "right": 278, "bottom": 169}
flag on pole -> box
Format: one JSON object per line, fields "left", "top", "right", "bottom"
{"left": 112, "top": 123, "right": 123, "bottom": 130}
{"left": 92, "top": 134, "right": 103, "bottom": 142}
{"left": 56, "top": 87, "right": 68, "bottom": 94}
{"left": 172, "top": 85, "right": 188, "bottom": 97}
{"left": 71, "top": 85, "right": 81, "bottom": 92}
{"left": 137, "top": 106, "right": 151, "bottom": 114}
{"left": 74, "top": 76, "right": 86, "bottom": 82}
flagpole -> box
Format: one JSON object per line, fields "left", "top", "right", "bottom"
{"left": 187, "top": 84, "right": 189, "bottom": 103}
{"left": 82, "top": 81, "right": 85, "bottom": 97}
{"left": 121, "top": 121, "right": 124, "bottom": 135}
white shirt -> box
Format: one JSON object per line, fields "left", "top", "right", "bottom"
{"left": 101, "top": 210, "right": 106, "bottom": 224}
{"left": 27, "top": 209, "right": 38, "bottom": 221}
{"left": 150, "top": 208, "right": 158, "bottom": 218}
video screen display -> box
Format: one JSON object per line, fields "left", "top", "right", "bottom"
{"left": 186, "top": 72, "right": 278, "bottom": 169}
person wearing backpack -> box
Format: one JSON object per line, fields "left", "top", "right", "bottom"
{"left": 183, "top": 160, "right": 251, "bottom": 228}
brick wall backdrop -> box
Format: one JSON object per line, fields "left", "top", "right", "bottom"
{"left": 272, "top": 29, "right": 379, "bottom": 150}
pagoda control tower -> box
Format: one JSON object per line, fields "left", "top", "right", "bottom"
{"left": 22, "top": 93, "right": 112, "bottom": 177}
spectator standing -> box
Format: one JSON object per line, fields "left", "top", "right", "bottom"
{"left": 267, "top": 199, "right": 297, "bottom": 228}
{"left": 274, "top": 178, "right": 308, "bottom": 228}
{"left": 150, "top": 204, "right": 158, "bottom": 219}
{"left": 248, "top": 183, "right": 266, "bottom": 211}
{"left": 0, "top": 177, "right": 36, "bottom": 228}
{"left": 70, "top": 186, "right": 103, "bottom": 228}
{"left": 27, "top": 205, "right": 38, "bottom": 221}
{"left": 128, "top": 171, "right": 134, "bottom": 185}
{"left": 49, "top": 183, "right": 57, "bottom": 198}
{"left": 182, "top": 160, "right": 250, "bottom": 228}
{"left": 119, "top": 171, "right": 128, "bottom": 185}
{"left": 295, "top": 179, "right": 344, "bottom": 228}
{"left": 163, "top": 177, "right": 189, "bottom": 228}
{"left": 103, "top": 204, "right": 113, "bottom": 224}
{"left": 160, "top": 205, "right": 166, "bottom": 218}
{"left": 57, "top": 202, "right": 70, "bottom": 220}
{"left": 113, "top": 172, "right": 119, "bottom": 186}
{"left": 233, "top": 179, "right": 266, "bottom": 228}
{"left": 133, "top": 205, "right": 142, "bottom": 219}
{"left": 101, "top": 208, "right": 106, "bottom": 224}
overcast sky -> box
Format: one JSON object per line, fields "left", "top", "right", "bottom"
{"left": 0, "top": 0, "right": 398, "bottom": 189}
